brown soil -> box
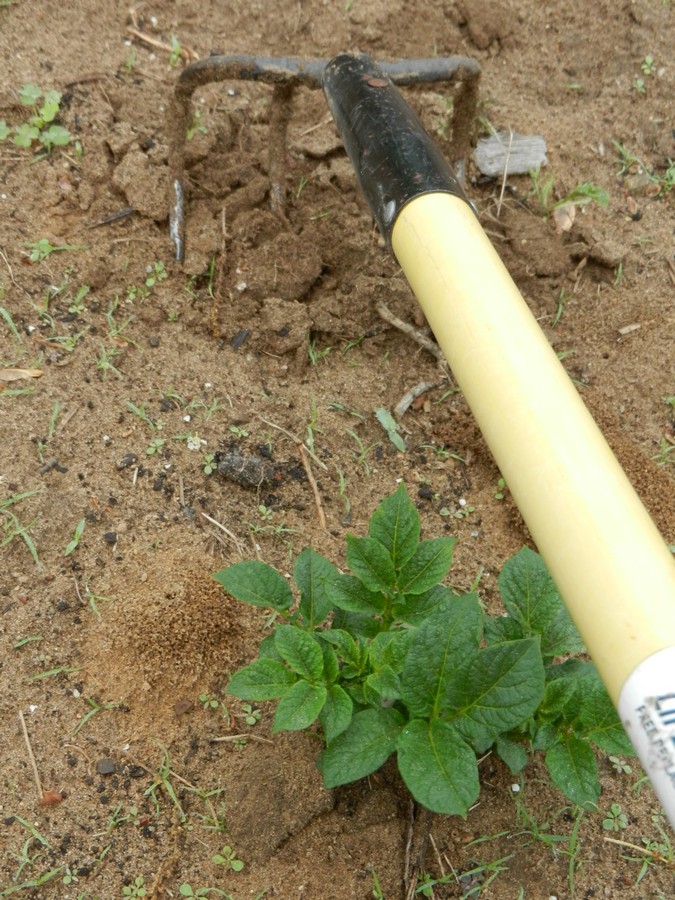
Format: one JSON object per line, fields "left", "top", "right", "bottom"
{"left": 1, "top": 1, "right": 674, "bottom": 898}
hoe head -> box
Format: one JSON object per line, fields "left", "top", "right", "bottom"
{"left": 167, "top": 52, "right": 481, "bottom": 261}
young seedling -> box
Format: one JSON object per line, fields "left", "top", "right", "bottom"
{"left": 346, "top": 429, "right": 377, "bottom": 477}
{"left": 146, "top": 437, "right": 166, "bottom": 456}
{"left": 96, "top": 343, "right": 124, "bottom": 380}
{"left": 603, "top": 802, "right": 628, "bottom": 831}
{"left": 202, "top": 453, "right": 217, "bottom": 475}
{"left": 1, "top": 488, "right": 42, "bottom": 567}
{"left": 212, "top": 845, "right": 245, "bottom": 872}
{"left": 609, "top": 755, "right": 633, "bottom": 775}
{"left": 25, "top": 238, "right": 87, "bottom": 262}
{"left": 73, "top": 695, "right": 122, "bottom": 734}
{"left": 216, "top": 484, "right": 633, "bottom": 816}
{"left": 652, "top": 437, "right": 675, "bottom": 466}
{"left": 63, "top": 518, "right": 86, "bottom": 556}
{"left": 0, "top": 83, "right": 72, "bottom": 153}
{"left": 308, "top": 339, "right": 333, "bottom": 365}
{"left": 126, "top": 400, "right": 163, "bottom": 431}
{"left": 122, "top": 875, "right": 147, "bottom": 898}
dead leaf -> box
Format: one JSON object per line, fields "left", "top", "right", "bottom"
{"left": 553, "top": 202, "right": 576, "bottom": 233}
{"left": 0, "top": 367, "right": 44, "bottom": 382}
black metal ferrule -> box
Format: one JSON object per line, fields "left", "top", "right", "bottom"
{"left": 322, "top": 54, "right": 472, "bottom": 246}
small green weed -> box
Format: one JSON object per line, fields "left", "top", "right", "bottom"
{"left": 25, "top": 238, "right": 87, "bottom": 262}
{"left": 64, "top": 518, "right": 86, "bottom": 556}
{"left": 215, "top": 484, "right": 633, "bottom": 816}
{"left": 308, "top": 339, "right": 333, "bottom": 365}
{"left": 652, "top": 437, "right": 675, "bottom": 465}
{"left": 603, "top": 802, "right": 628, "bottom": 831}
{"left": 1, "top": 488, "right": 42, "bottom": 567}
{"left": 614, "top": 141, "right": 675, "bottom": 195}
{"left": 212, "top": 845, "right": 244, "bottom": 872}
{"left": 609, "top": 755, "right": 633, "bottom": 775}
{"left": 146, "top": 437, "right": 166, "bottom": 456}
{"left": 73, "top": 695, "right": 122, "bottom": 734}
{"left": 0, "top": 84, "right": 71, "bottom": 153}
{"left": 528, "top": 167, "right": 609, "bottom": 217}
{"left": 122, "top": 875, "right": 147, "bottom": 898}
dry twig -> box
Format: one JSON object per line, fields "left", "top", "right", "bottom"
{"left": 299, "top": 444, "right": 327, "bottom": 531}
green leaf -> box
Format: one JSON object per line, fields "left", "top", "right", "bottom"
{"left": 400, "top": 595, "right": 482, "bottom": 719}
{"left": 321, "top": 641, "right": 339, "bottom": 683}
{"left": 295, "top": 547, "right": 337, "bottom": 627}
{"left": 397, "top": 537, "right": 456, "bottom": 595}
{"left": 18, "top": 83, "right": 41, "bottom": 106}
{"left": 40, "top": 125, "right": 71, "bottom": 147}
{"left": 319, "top": 707, "right": 404, "bottom": 788}
{"left": 257, "top": 632, "right": 282, "bottom": 661}
{"left": 365, "top": 666, "right": 401, "bottom": 703}
{"left": 545, "top": 735, "right": 600, "bottom": 808}
{"left": 494, "top": 735, "right": 529, "bottom": 774}
{"left": 213, "top": 561, "right": 293, "bottom": 611}
{"left": 12, "top": 123, "right": 39, "bottom": 147}
{"left": 369, "top": 630, "right": 411, "bottom": 674}
{"left": 539, "top": 675, "right": 579, "bottom": 721}
{"left": 273, "top": 680, "right": 327, "bottom": 732}
{"left": 498, "top": 548, "right": 584, "bottom": 657}
{"left": 0, "top": 120, "right": 10, "bottom": 142}
{"left": 331, "top": 608, "right": 382, "bottom": 638}
{"left": 532, "top": 723, "right": 558, "bottom": 751}
{"left": 446, "top": 638, "right": 545, "bottom": 752}
{"left": 317, "top": 628, "right": 359, "bottom": 666}
{"left": 483, "top": 614, "right": 524, "bottom": 646}
{"left": 393, "top": 583, "right": 456, "bottom": 625}
{"left": 325, "top": 572, "right": 386, "bottom": 615}
{"left": 576, "top": 678, "right": 634, "bottom": 756}
{"left": 39, "top": 91, "right": 61, "bottom": 123}
{"left": 346, "top": 535, "right": 396, "bottom": 593}
{"left": 227, "top": 658, "right": 297, "bottom": 700}
{"left": 319, "top": 684, "right": 353, "bottom": 744}
{"left": 274, "top": 626, "right": 324, "bottom": 681}
{"left": 397, "top": 718, "right": 479, "bottom": 815}
{"left": 368, "top": 483, "right": 419, "bottom": 570}
{"left": 375, "top": 406, "right": 406, "bottom": 451}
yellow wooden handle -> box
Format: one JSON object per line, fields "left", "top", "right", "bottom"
{"left": 392, "top": 192, "right": 675, "bottom": 705}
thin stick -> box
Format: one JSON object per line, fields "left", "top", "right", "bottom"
{"left": 299, "top": 445, "right": 327, "bottom": 531}
{"left": 376, "top": 301, "right": 451, "bottom": 377}
{"left": 429, "top": 832, "right": 445, "bottom": 876}
{"left": 496, "top": 128, "right": 514, "bottom": 218}
{"left": 254, "top": 413, "right": 328, "bottom": 471}
{"left": 210, "top": 733, "right": 274, "bottom": 744}
{"left": 126, "top": 26, "right": 200, "bottom": 62}
{"left": 18, "top": 710, "right": 43, "bottom": 801}
{"left": 199, "top": 511, "right": 245, "bottom": 557}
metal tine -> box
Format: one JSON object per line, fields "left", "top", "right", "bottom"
{"left": 167, "top": 53, "right": 481, "bottom": 261}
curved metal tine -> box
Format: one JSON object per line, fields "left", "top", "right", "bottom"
{"left": 380, "top": 56, "right": 481, "bottom": 84}
{"left": 167, "top": 54, "right": 481, "bottom": 261}
{"left": 168, "top": 55, "right": 327, "bottom": 261}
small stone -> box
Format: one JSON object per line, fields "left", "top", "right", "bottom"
{"left": 103, "top": 532, "right": 118, "bottom": 545}
{"left": 96, "top": 758, "right": 117, "bottom": 776}
{"left": 116, "top": 453, "right": 138, "bottom": 470}
{"left": 148, "top": 335, "right": 160, "bottom": 348}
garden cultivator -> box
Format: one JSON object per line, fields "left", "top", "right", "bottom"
{"left": 168, "top": 52, "right": 675, "bottom": 827}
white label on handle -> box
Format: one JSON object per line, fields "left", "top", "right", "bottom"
{"left": 618, "top": 648, "right": 675, "bottom": 828}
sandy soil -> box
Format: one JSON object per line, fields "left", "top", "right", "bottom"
{"left": 0, "top": 1, "right": 673, "bottom": 898}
